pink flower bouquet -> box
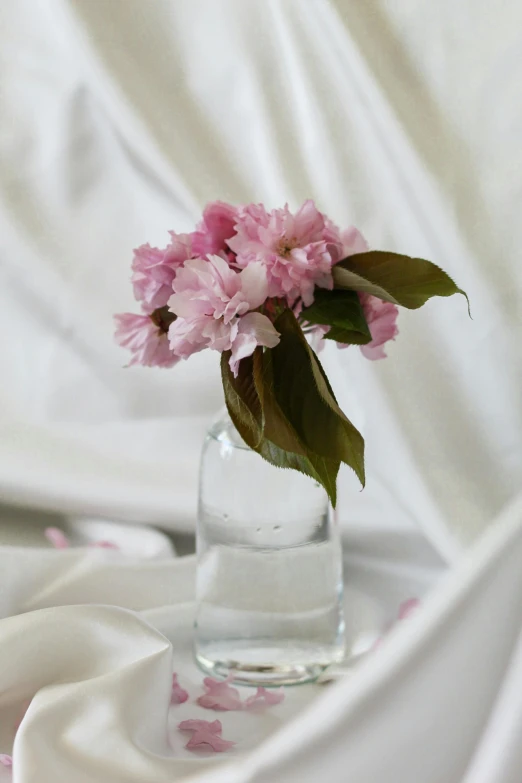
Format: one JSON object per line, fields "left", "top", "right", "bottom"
{"left": 116, "top": 200, "right": 466, "bottom": 504}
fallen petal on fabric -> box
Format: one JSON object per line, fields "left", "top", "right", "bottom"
{"left": 185, "top": 730, "right": 235, "bottom": 753}
{"left": 398, "top": 598, "right": 420, "bottom": 620}
{"left": 171, "top": 673, "right": 189, "bottom": 704}
{"left": 0, "top": 754, "right": 12, "bottom": 767}
{"left": 178, "top": 719, "right": 222, "bottom": 735}
{"left": 91, "top": 541, "right": 119, "bottom": 549}
{"left": 371, "top": 597, "right": 421, "bottom": 650}
{"left": 44, "top": 527, "right": 70, "bottom": 549}
{"left": 197, "top": 676, "right": 243, "bottom": 711}
{"left": 244, "top": 687, "right": 285, "bottom": 709}
{"left": 179, "top": 716, "right": 234, "bottom": 753}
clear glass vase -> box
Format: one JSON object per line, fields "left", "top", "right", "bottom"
{"left": 194, "top": 410, "right": 345, "bottom": 686}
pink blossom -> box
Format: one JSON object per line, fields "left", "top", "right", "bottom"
{"left": 114, "top": 313, "right": 179, "bottom": 368}
{"left": 171, "top": 674, "right": 189, "bottom": 705}
{"left": 0, "top": 755, "right": 12, "bottom": 767}
{"left": 168, "top": 255, "right": 279, "bottom": 375}
{"left": 340, "top": 226, "right": 369, "bottom": 257}
{"left": 196, "top": 676, "right": 244, "bottom": 711}
{"left": 45, "top": 527, "right": 70, "bottom": 549}
{"left": 228, "top": 312, "right": 281, "bottom": 376}
{"left": 131, "top": 234, "right": 192, "bottom": 313}
{"left": 322, "top": 224, "right": 398, "bottom": 360}
{"left": 321, "top": 217, "right": 368, "bottom": 259}
{"left": 244, "top": 687, "right": 285, "bottom": 710}
{"left": 359, "top": 294, "right": 399, "bottom": 360}
{"left": 192, "top": 201, "right": 239, "bottom": 258}
{"left": 228, "top": 200, "right": 344, "bottom": 306}
{"left": 169, "top": 254, "right": 267, "bottom": 323}
{"left": 167, "top": 315, "right": 230, "bottom": 359}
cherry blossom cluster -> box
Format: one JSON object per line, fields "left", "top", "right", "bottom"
{"left": 115, "top": 200, "right": 398, "bottom": 376}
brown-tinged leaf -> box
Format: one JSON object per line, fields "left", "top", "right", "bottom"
{"left": 257, "top": 437, "right": 340, "bottom": 507}
{"left": 253, "top": 348, "right": 340, "bottom": 504}
{"left": 221, "top": 351, "right": 263, "bottom": 450}
{"left": 269, "top": 309, "right": 365, "bottom": 486}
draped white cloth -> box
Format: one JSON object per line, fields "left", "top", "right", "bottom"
{"left": 0, "top": 498, "right": 522, "bottom": 782}
{"left": 1, "top": 0, "right": 521, "bottom": 552}
{"left": 1, "top": 0, "right": 522, "bottom": 780}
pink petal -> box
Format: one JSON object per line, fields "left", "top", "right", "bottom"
{"left": 44, "top": 527, "right": 70, "bottom": 549}
{"left": 114, "top": 313, "right": 179, "bottom": 368}
{"left": 0, "top": 755, "right": 12, "bottom": 767}
{"left": 231, "top": 200, "right": 341, "bottom": 306}
{"left": 178, "top": 719, "right": 222, "bottom": 735}
{"left": 196, "top": 676, "right": 243, "bottom": 711}
{"left": 398, "top": 598, "right": 420, "bottom": 620}
{"left": 358, "top": 294, "right": 399, "bottom": 361}
{"left": 293, "top": 199, "right": 325, "bottom": 241}
{"left": 91, "top": 540, "right": 119, "bottom": 549}
{"left": 164, "top": 232, "right": 194, "bottom": 267}
{"left": 202, "top": 675, "right": 234, "bottom": 690}
{"left": 360, "top": 343, "right": 388, "bottom": 360}
{"left": 340, "top": 226, "right": 369, "bottom": 257}
{"left": 244, "top": 687, "right": 285, "bottom": 710}
{"left": 201, "top": 317, "right": 236, "bottom": 353}
{"left": 171, "top": 674, "right": 189, "bottom": 705}
{"left": 131, "top": 244, "right": 172, "bottom": 312}
{"left": 371, "top": 598, "right": 421, "bottom": 651}
{"left": 185, "top": 730, "right": 235, "bottom": 753}
{"left": 237, "top": 263, "right": 269, "bottom": 310}
{"left": 192, "top": 201, "right": 239, "bottom": 257}
{"left": 167, "top": 316, "right": 211, "bottom": 359}
{"left": 179, "top": 714, "right": 235, "bottom": 753}
{"left": 196, "top": 692, "right": 244, "bottom": 711}
{"left": 229, "top": 312, "right": 280, "bottom": 376}
{"left": 237, "top": 312, "right": 280, "bottom": 348}
{"left": 228, "top": 333, "right": 258, "bottom": 377}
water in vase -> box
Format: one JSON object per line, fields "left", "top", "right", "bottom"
{"left": 194, "top": 413, "right": 345, "bottom": 686}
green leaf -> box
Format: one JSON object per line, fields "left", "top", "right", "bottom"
{"left": 221, "top": 350, "right": 263, "bottom": 450}
{"left": 305, "top": 339, "right": 366, "bottom": 486}
{"left": 301, "top": 289, "right": 371, "bottom": 338}
{"left": 221, "top": 317, "right": 364, "bottom": 505}
{"left": 257, "top": 437, "right": 340, "bottom": 507}
{"left": 268, "top": 309, "right": 365, "bottom": 486}
{"left": 300, "top": 288, "right": 372, "bottom": 346}
{"left": 222, "top": 350, "right": 339, "bottom": 504}
{"left": 323, "top": 326, "right": 371, "bottom": 345}
{"left": 252, "top": 348, "right": 304, "bottom": 456}
{"left": 333, "top": 250, "right": 469, "bottom": 311}
{"left": 252, "top": 348, "right": 340, "bottom": 505}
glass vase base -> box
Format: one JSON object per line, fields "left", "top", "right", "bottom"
{"left": 195, "top": 641, "right": 344, "bottom": 686}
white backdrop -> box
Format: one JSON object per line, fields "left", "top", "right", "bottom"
{"left": 1, "top": 0, "right": 521, "bottom": 556}
{"left": 1, "top": 3, "right": 522, "bottom": 781}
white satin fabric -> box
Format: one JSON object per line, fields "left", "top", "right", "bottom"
{"left": 1, "top": 1, "right": 522, "bottom": 780}
{"left": 1, "top": 0, "right": 521, "bottom": 553}
{"left": 1, "top": 498, "right": 522, "bottom": 782}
